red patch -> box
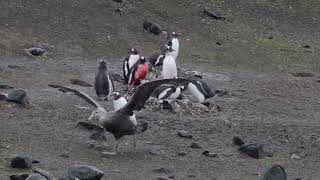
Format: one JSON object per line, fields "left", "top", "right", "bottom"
{"left": 130, "top": 64, "right": 149, "bottom": 86}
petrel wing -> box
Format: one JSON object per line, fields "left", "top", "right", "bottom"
{"left": 119, "top": 78, "right": 190, "bottom": 115}
{"left": 48, "top": 84, "right": 103, "bottom": 109}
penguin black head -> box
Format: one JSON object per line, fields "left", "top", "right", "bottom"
{"left": 179, "top": 85, "right": 187, "bottom": 92}
{"left": 139, "top": 56, "right": 147, "bottom": 63}
{"left": 129, "top": 48, "right": 138, "bottom": 55}
{"left": 166, "top": 45, "right": 174, "bottom": 52}
{"left": 98, "top": 59, "right": 107, "bottom": 69}
{"left": 171, "top": 32, "right": 181, "bottom": 38}
{"left": 110, "top": 91, "right": 122, "bottom": 100}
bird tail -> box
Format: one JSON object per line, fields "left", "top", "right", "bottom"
{"left": 136, "top": 120, "right": 148, "bottom": 133}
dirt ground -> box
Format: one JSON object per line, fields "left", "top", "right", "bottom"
{"left": 0, "top": 0, "right": 320, "bottom": 179}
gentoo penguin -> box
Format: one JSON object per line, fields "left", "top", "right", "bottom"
{"left": 49, "top": 78, "right": 190, "bottom": 155}
{"left": 166, "top": 32, "right": 181, "bottom": 61}
{"left": 160, "top": 46, "right": 177, "bottom": 79}
{"left": 187, "top": 78, "right": 216, "bottom": 104}
{"left": 151, "top": 84, "right": 185, "bottom": 101}
{"left": 127, "top": 56, "right": 149, "bottom": 89}
{"left": 123, "top": 48, "right": 140, "bottom": 84}
{"left": 94, "top": 60, "right": 114, "bottom": 100}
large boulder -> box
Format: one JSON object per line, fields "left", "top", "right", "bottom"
{"left": 67, "top": 165, "right": 104, "bottom": 180}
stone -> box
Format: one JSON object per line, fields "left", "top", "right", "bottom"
{"left": 0, "top": 84, "right": 14, "bottom": 89}
{"left": 10, "top": 174, "right": 29, "bottom": 180}
{"left": 148, "top": 146, "right": 162, "bottom": 155}
{"left": 59, "top": 175, "right": 79, "bottom": 180}
{"left": 290, "top": 154, "right": 301, "bottom": 160}
{"left": 143, "top": 20, "right": 162, "bottom": 35}
{"left": 69, "top": 79, "right": 92, "bottom": 87}
{"left": 233, "top": 136, "right": 245, "bottom": 146}
{"left": 292, "top": 72, "right": 314, "bottom": 77}
{"left": 25, "top": 47, "right": 46, "bottom": 56}
{"left": 67, "top": 165, "right": 104, "bottom": 180}
{"left": 177, "top": 152, "right": 187, "bottom": 156}
{"left": 157, "top": 176, "right": 170, "bottom": 180}
{"left": 76, "top": 121, "right": 104, "bottom": 131}
{"left": 202, "top": 151, "right": 217, "bottom": 157}
{"left": 5, "top": 89, "right": 29, "bottom": 105}
{"left": 239, "top": 143, "right": 265, "bottom": 159}
{"left": 203, "top": 7, "right": 226, "bottom": 20}
{"left": 26, "top": 173, "right": 47, "bottom": 180}
{"left": 190, "top": 142, "right": 201, "bottom": 149}
{"left": 34, "top": 168, "right": 56, "bottom": 180}
{"left": 263, "top": 165, "right": 287, "bottom": 180}
{"left": 10, "top": 156, "right": 32, "bottom": 169}
{"left": 89, "top": 132, "right": 107, "bottom": 141}
{"left": 153, "top": 167, "right": 172, "bottom": 174}
{"left": 177, "top": 130, "right": 193, "bottom": 139}
{"left": 162, "top": 100, "right": 180, "bottom": 113}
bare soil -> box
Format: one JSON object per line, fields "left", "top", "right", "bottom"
{"left": 0, "top": 0, "right": 320, "bottom": 179}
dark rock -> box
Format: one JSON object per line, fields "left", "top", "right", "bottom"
{"left": 32, "top": 159, "right": 40, "bottom": 164}
{"left": 59, "top": 175, "right": 79, "bottom": 180}
{"left": 177, "top": 130, "right": 193, "bottom": 139}
{"left": 114, "top": 8, "right": 124, "bottom": 15}
{"left": 137, "top": 120, "right": 148, "bottom": 133}
{"left": 157, "top": 176, "right": 170, "bottom": 180}
{"left": 34, "top": 168, "right": 56, "bottom": 180}
{"left": 202, "top": 151, "right": 217, "bottom": 157}
{"left": 190, "top": 142, "right": 201, "bottom": 149}
{"left": 26, "top": 47, "right": 46, "bottom": 56}
{"left": 89, "top": 132, "right": 107, "bottom": 141}
{"left": 0, "top": 92, "right": 7, "bottom": 100}
{"left": 0, "top": 84, "right": 14, "bottom": 89}
{"left": 216, "top": 42, "right": 222, "bottom": 46}
{"left": 203, "top": 7, "right": 226, "bottom": 21}
{"left": 5, "top": 89, "right": 29, "bottom": 105}
{"left": 10, "top": 174, "right": 29, "bottom": 180}
{"left": 215, "top": 90, "right": 228, "bottom": 97}
{"left": 143, "top": 20, "right": 162, "bottom": 35}
{"left": 177, "top": 152, "right": 187, "bottom": 156}
{"left": 303, "top": 45, "right": 311, "bottom": 48}
{"left": 67, "top": 165, "right": 104, "bottom": 180}
{"left": 233, "top": 136, "right": 245, "bottom": 146}
{"left": 10, "top": 156, "right": 32, "bottom": 169}
{"left": 69, "top": 79, "right": 92, "bottom": 87}
{"left": 292, "top": 72, "right": 314, "bottom": 77}
{"left": 187, "top": 174, "right": 196, "bottom": 178}
{"left": 8, "top": 65, "right": 22, "bottom": 69}
{"left": 263, "top": 165, "right": 287, "bottom": 180}
{"left": 153, "top": 167, "right": 172, "bottom": 174}
{"left": 239, "top": 143, "right": 265, "bottom": 159}
{"left": 268, "top": 36, "right": 274, "bottom": 39}
{"left": 76, "top": 121, "right": 104, "bottom": 131}
{"left": 194, "top": 74, "right": 203, "bottom": 79}
{"left": 61, "top": 153, "right": 70, "bottom": 158}
{"left": 202, "top": 102, "right": 211, "bottom": 107}
{"left": 25, "top": 173, "right": 47, "bottom": 180}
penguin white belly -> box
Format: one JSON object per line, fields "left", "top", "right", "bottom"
{"left": 107, "top": 75, "right": 113, "bottom": 96}
{"left": 169, "top": 88, "right": 181, "bottom": 99}
{"left": 162, "top": 57, "right": 177, "bottom": 79}
{"left": 188, "top": 83, "right": 205, "bottom": 103}
{"left": 158, "top": 88, "right": 172, "bottom": 99}
{"left": 128, "top": 55, "right": 140, "bottom": 69}
{"left": 171, "top": 39, "right": 179, "bottom": 60}
{"left": 113, "top": 97, "right": 128, "bottom": 111}
{"left": 113, "top": 97, "right": 137, "bottom": 125}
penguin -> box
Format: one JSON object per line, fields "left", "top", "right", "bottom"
{"left": 187, "top": 78, "right": 216, "bottom": 104}
{"left": 123, "top": 48, "right": 140, "bottom": 84}
{"left": 166, "top": 32, "right": 181, "bottom": 61}
{"left": 94, "top": 60, "right": 114, "bottom": 100}
{"left": 160, "top": 46, "right": 177, "bottom": 79}
{"left": 49, "top": 78, "right": 190, "bottom": 155}
{"left": 127, "top": 56, "right": 149, "bottom": 89}
{"left": 151, "top": 84, "right": 185, "bottom": 101}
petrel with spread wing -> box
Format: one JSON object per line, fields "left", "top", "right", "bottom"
{"left": 49, "top": 78, "right": 189, "bottom": 155}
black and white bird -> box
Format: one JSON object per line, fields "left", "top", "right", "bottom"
{"left": 123, "top": 48, "right": 140, "bottom": 84}
{"left": 160, "top": 46, "right": 177, "bottom": 79}
{"left": 94, "top": 60, "right": 114, "bottom": 100}
{"left": 151, "top": 84, "right": 185, "bottom": 101}
{"left": 166, "top": 32, "right": 181, "bottom": 61}
{"left": 49, "top": 78, "right": 189, "bottom": 155}
{"left": 187, "top": 78, "right": 216, "bottom": 104}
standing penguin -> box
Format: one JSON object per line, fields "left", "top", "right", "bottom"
{"left": 127, "top": 56, "right": 149, "bottom": 89}
{"left": 160, "top": 46, "right": 177, "bottom": 79}
{"left": 151, "top": 84, "right": 185, "bottom": 101}
{"left": 94, "top": 60, "right": 114, "bottom": 100}
{"left": 187, "top": 78, "right": 216, "bottom": 104}
{"left": 166, "top": 32, "right": 181, "bottom": 61}
{"left": 123, "top": 48, "right": 140, "bottom": 84}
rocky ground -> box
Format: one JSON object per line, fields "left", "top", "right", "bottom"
{"left": 0, "top": 0, "right": 320, "bottom": 179}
